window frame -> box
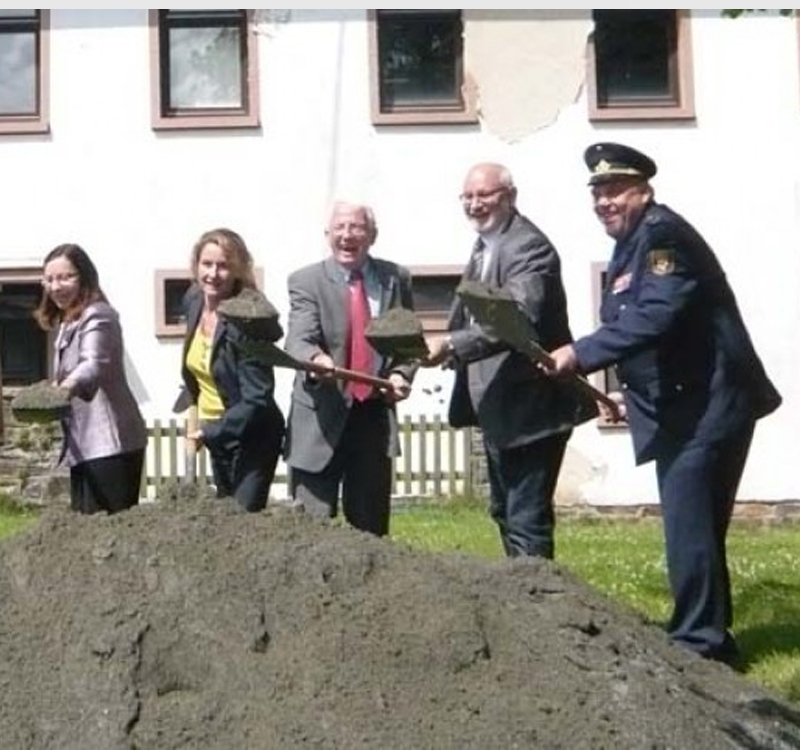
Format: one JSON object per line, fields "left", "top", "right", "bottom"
{"left": 149, "top": 9, "right": 260, "bottom": 131}
{"left": 154, "top": 269, "right": 194, "bottom": 338}
{"left": 0, "top": 10, "right": 50, "bottom": 135}
{"left": 587, "top": 9, "right": 695, "bottom": 122}
{"left": 154, "top": 267, "right": 265, "bottom": 338}
{"left": 368, "top": 9, "right": 477, "bottom": 126}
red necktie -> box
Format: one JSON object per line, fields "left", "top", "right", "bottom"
{"left": 347, "top": 269, "right": 373, "bottom": 401}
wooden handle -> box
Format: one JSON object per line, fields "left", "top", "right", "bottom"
{"left": 302, "top": 359, "right": 395, "bottom": 390}
{"left": 531, "top": 349, "right": 623, "bottom": 422}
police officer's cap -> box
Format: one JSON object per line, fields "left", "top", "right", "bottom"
{"left": 584, "top": 142, "right": 657, "bottom": 185}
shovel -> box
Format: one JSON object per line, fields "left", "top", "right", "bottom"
{"left": 456, "top": 280, "right": 623, "bottom": 421}
{"left": 242, "top": 340, "right": 396, "bottom": 391}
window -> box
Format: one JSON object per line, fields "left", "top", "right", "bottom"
{"left": 368, "top": 10, "right": 477, "bottom": 125}
{"left": 149, "top": 9, "right": 259, "bottom": 131}
{"left": 154, "top": 270, "right": 193, "bottom": 338}
{"left": 0, "top": 269, "right": 49, "bottom": 386}
{"left": 409, "top": 266, "right": 462, "bottom": 333}
{"left": 587, "top": 10, "right": 694, "bottom": 121}
{"left": 0, "top": 10, "right": 49, "bottom": 135}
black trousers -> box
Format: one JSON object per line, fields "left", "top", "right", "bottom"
{"left": 291, "top": 399, "right": 392, "bottom": 536}
{"left": 206, "top": 426, "right": 284, "bottom": 513}
{"left": 70, "top": 448, "right": 145, "bottom": 515}
{"left": 483, "top": 431, "right": 570, "bottom": 559}
{"left": 656, "top": 422, "right": 755, "bottom": 660}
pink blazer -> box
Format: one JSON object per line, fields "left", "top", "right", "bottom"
{"left": 54, "top": 301, "right": 147, "bottom": 466}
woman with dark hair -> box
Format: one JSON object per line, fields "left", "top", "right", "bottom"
{"left": 179, "top": 228, "right": 285, "bottom": 511}
{"left": 35, "top": 243, "right": 147, "bottom": 514}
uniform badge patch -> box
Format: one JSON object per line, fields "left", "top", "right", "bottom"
{"left": 648, "top": 249, "right": 675, "bottom": 276}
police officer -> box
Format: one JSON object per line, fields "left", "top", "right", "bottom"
{"left": 547, "top": 142, "right": 781, "bottom": 665}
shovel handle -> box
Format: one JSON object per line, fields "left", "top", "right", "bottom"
{"left": 302, "top": 359, "right": 395, "bottom": 390}
{"left": 530, "top": 349, "right": 623, "bottom": 422}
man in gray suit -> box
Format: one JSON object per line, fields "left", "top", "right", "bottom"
{"left": 426, "top": 163, "right": 597, "bottom": 559}
{"left": 284, "top": 200, "right": 417, "bottom": 536}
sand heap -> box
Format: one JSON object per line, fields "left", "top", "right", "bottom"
{"left": 0, "top": 500, "right": 798, "bottom": 750}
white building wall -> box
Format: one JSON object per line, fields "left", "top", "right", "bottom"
{"left": 1, "top": 10, "right": 798, "bottom": 504}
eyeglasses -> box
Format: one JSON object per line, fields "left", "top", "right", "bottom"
{"left": 330, "top": 222, "right": 370, "bottom": 237}
{"left": 41, "top": 273, "right": 78, "bottom": 287}
{"left": 458, "top": 187, "right": 507, "bottom": 204}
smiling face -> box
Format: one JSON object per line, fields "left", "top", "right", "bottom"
{"left": 590, "top": 177, "right": 653, "bottom": 240}
{"left": 42, "top": 256, "right": 81, "bottom": 311}
{"left": 460, "top": 164, "right": 516, "bottom": 235}
{"left": 196, "top": 241, "right": 236, "bottom": 306}
{"left": 326, "top": 203, "right": 376, "bottom": 271}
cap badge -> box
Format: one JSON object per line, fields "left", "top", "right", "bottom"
{"left": 594, "top": 159, "right": 612, "bottom": 174}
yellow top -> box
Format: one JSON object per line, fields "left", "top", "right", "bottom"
{"left": 186, "top": 329, "right": 225, "bottom": 421}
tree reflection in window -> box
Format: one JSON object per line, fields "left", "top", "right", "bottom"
{"left": 160, "top": 10, "right": 247, "bottom": 114}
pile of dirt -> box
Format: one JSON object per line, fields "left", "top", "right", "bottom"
{"left": 1, "top": 499, "right": 799, "bottom": 749}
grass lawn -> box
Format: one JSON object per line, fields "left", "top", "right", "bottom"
{"left": 390, "top": 498, "right": 800, "bottom": 706}
{"left": 2, "top": 498, "right": 798, "bottom": 706}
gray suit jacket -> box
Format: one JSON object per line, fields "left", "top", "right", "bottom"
{"left": 283, "top": 256, "right": 416, "bottom": 473}
{"left": 448, "top": 210, "right": 597, "bottom": 449}
{"left": 55, "top": 301, "right": 147, "bottom": 466}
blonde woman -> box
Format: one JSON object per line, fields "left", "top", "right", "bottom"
{"left": 179, "top": 228, "right": 285, "bottom": 511}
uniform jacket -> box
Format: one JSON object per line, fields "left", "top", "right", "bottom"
{"left": 180, "top": 284, "right": 285, "bottom": 453}
{"left": 283, "top": 256, "right": 416, "bottom": 473}
{"left": 573, "top": 201, "right": 781, "bottom": 464}
{"left": 447, "top": 209, "right": 598, "bottom": 449}
{"left": 55, "top": 300, "right": 147, "bottom": 466}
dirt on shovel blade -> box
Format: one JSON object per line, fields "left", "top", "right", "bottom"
{"left": 365, "top": 307, "right": 429, "bottom": 361}
{"left": 11, "top": 380, "right": 71, "bottom": 424}
{"left": 217, "top": 288, "right": 282, "bottom": 341}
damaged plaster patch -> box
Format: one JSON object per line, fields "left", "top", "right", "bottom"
{"left": 464, "top": 10, "right": 592, "bottom": 143}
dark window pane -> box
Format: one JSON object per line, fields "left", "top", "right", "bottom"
{"left": 0, "top": 283, "right": 47, "bottom": 385}
{"left": 377, "top": 11, "right": 461, "bottom": 111}
{"left": 412, "top": 275, "right": 459, "bottom": 313}
{"left": 164, "top": 279, "right": 192, "bottom": 326}
{"left": 593, "top": 10, "right": 676, "bottom": 106}
{"left": 599, "top": 269, "right": 621, "bottom": 394}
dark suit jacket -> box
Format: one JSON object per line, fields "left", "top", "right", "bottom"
{"left": 283, "top": 256, "right": 416, "bottom": 473}
{"left": 180, "top": 284, "right": 285, "bottom": 453}
{"left": 448, "top": 210, "right": 597, "bottom": 449}
{"left": 573, "top": 201, "right": 781, "bottom": 464}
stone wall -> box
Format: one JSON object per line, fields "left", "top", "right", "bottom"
{"left": 0, "top": 393, "right": 69, "bottom": 506}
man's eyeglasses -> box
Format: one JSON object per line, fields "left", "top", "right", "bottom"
{"left": 41, "top": 273, "right": 78, "bottom": 287}
{"left": 458, "top": 187, "right": 507, "bottom": 204}
{"left": 330, "top": 222, "right": 370, "bottom": 237}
